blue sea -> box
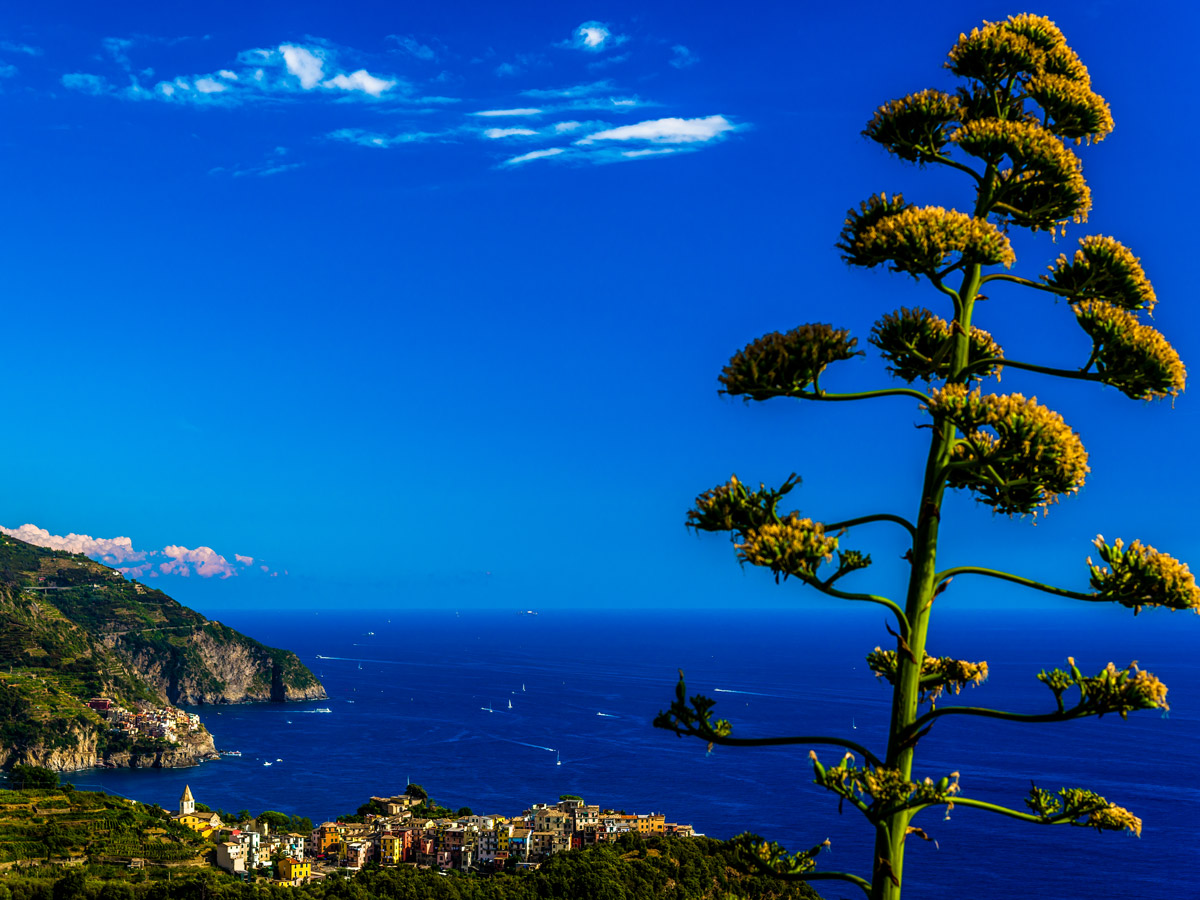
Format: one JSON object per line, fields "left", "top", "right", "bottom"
{"left": 73, "top": 607, "right": 1198, "bottom": 900}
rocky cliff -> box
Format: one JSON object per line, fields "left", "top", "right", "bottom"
{"left": 0, "top": 532, "right": 325, "bottom": 772}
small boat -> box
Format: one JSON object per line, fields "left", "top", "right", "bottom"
{"left": 276, "top": 758, "right": 282, "bottom": 762}
{"left": 555, "top": 751, "right": 561, "bottom": 766}
{"left": 481, "top": 704, "right": 494, "bottom": 713}
{"left": 852, "top": 718, "right": 857, "bottom": 730}
{"left": 522, "top": 684, "right": 526, "bottom": 692}
{"left": 263, "top": 761, "right": 272, "bottom": 767}
{"left": 220, "top": 750, "right": 242, "bottom": 757}
{"left": 507, "top": 700, "right": 512, "bottom": 709}
{"left": 357, "top": 662, "right": 362, "bottom": 670}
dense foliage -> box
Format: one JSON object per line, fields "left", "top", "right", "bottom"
{"left": 0, "top": 835, "right": 814, "bottom": 900}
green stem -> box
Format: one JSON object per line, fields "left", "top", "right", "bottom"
{"left": 705, "top": 733, "right": 883, "bottom": 767}
{"left": 806, "top": 578, "right": 911, "bottom": 638}
{"left": 941, "top": 797, "right": 1072, "bottom": 826}
{"left": 975, "top": 357, "right": 1103, "bottom": 383}
{"left": 826, "top": 513, "right": 918, "bottom": 542}
{"left": 797, "top": 388, "right": 932, "bottom": 404}
{"left": 929, "top": 154, "right": 983, "bottom": 185}
{"left": 980, "top": 272, "right": 1075, "bottom": 297}
{"left": 912, "top": 703, "right": 1084, "bottom": 734}
{"left": 933, "top": 565, "right": 1097, "bottom": 602}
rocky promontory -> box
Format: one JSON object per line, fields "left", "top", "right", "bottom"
{"left": 0, "top": 532, "right": 325, "bottom": 772}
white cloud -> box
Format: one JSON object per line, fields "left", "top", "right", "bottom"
{"left": 521, "top": 81, "right": 613, "bottom": 99}
{"left": 0, "top": 64, "right": 16, "bottom": 79}
{"left": 194, "top": 77, "right": 227, "bottom": 93}
{"left": 61, "top": 73, "right": 110, "bottom": 95}
{"left": 323, "top": 69, "right": 395, "bottom": 96}
{"left": 2, "top": 523, "right": 268, "bottom": 580}
{"left": 566, "top": 21, "right": 624, "bottom": 53}
{"left": 389, "top": 34, "right": 437, "bottom": 61}
{"left": 328, "top": 127, "right": 451, "bottom": 148}
{"left": 162, "top": 545, "right": 237, "bottom": 579}
{"left": 670, "top": 45, "right": 698, "bottom": 69}
{"left": 554, "top": 121, "right": 583, "bottom": 133}
{"left": 281, "top": 44, "right": 325, "bottom": 89}
{"left": 218, "top": 69, "right": 237, "bottom": 80}
{"left": 0, "top": 41, "right": 41, "bottom": 56}
{"left": 494, "top": 62, "right": 518, "bottom": 77}
{"left": 484, "top": 127, "right": 537, "bottom": 139}
{"left": 578, "top": 115, "right": 735, "bottom": 144}
{"left": 0, "top": 524, "right": 145, "bottom": 563}
{"left": 471, "top": 107, "right": 542, "bottom": 117}
{"left": 503, "top": 147, "right": 567, "bottom": 165}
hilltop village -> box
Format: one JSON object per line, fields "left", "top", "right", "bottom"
{"left": 172, "top": 785, "right": 699, "bottom": 883}
{"left": 88, "top": 697, "right": 205, "bottom": 746}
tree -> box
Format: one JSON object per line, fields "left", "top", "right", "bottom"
{"left": 656, "top": 13, "right": 1191, "bottom": 900}
{"left": 404, "top": 784, "right": 428, "bottom": 802}
{"left": 9, "top": 765, "right": 59, "bottom": 790}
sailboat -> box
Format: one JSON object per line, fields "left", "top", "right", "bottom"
{"left": 481, "top": 703, "right": 495, "bottom": 713}
{"left": 555, "top": 750, "right": 561, "bottom": 766}
{"left": 507, "top": 699, "right": 512, "bottom": 709}
{"left": 522, "top": 684, "right": 526, "bottom": 692}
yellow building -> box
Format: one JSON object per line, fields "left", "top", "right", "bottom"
{"left": 635, "top": 814, "right": 665, "bottom": 835}
{"left": 278, "top": 857, "right": 310, "bottom": 883}
{"left": 172, "top": 785, "right": 223, "bottom": 838}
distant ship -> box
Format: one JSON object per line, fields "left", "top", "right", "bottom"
{"left": 220, "top": 750, "right": 242, "bottom": 757}
{"left": 520, "top": 610, "right": 538, "bottom": 616}
{"left": 263, "top": 761, "right": 272, "bottom": 767}
{"left": 508, "top": 699, "right": 512, "bottom": 709}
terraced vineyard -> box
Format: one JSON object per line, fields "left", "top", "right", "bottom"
{"left": 0, "top": 788, "right": 206, "bottom": 864}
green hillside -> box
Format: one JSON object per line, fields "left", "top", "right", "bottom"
{"left": 0, "top": 533, "right": 325, "bottom": 771}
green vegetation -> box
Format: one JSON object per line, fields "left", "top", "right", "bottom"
{"left": 657, "top": 13, "right": 1190, "bottom": 900}
{"left": 0, "top": 533, "right": 323, "bottom": 769}
{"left": 0, "top": 787, "right": 206, "bottom": 865}
{"left": 0, "top": 834, "right": 814, "bottom": 900}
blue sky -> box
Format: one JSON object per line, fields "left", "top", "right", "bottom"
{"left": 2, "top": 0, "right": 1197, "bottom": 615}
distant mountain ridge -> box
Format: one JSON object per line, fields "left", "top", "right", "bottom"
{"left": 0, "top": 532, "right": 325, "bottom": 771}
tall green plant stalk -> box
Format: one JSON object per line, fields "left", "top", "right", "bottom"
{"left": 656, "top": 14, "right": 1193, "bottom": 900}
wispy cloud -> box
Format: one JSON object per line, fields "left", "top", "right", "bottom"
{"left": 0, "top": 40, "right": 41, "bottom": 56}
{"left": 562, "top": 21, "right": 626, "bottom": 53}
{"left": 0, "top": 524, "right": 278, "bottom": 579}
{"left": 328, "top": 127, "right": 452, "bottom": 148}
{"left": 388, "top": 34, "right": 439, "bottom": 62}
{"left": 209, "top": 146, "right": 304, "bottom": 178}
{"left": 501, "top": 114, "right": 739, "bottom": 167}
{"left": 577, "top": 115, "right": 736, "bottom": 145}
{"left": 670, "top": 45, "right": 698, "bottom": 69}
{"left": 483, "top": 127, "right": 538, "bottom": 139}
{"left": 471, "top": 107, "right": 542, "bottom": 117}
{"left": 520, "top": 80, "right": 613, "bottom": 99}
{"left": 504, "top": 148, "right": 567, "bottom": 165}
{"left": 62, "top": 38, "right": 405, "bottom": 105}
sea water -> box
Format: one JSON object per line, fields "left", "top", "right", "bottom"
{"left": 74, "top": 607, "right": 1200, "bottom": 899}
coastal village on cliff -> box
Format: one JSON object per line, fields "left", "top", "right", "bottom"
{"left": 169, "top": 784, "right": 698, "bottom": 884}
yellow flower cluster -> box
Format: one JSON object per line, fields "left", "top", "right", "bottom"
{"left": 1087, "top": 804, "right": 1143, "bottom": 838}
{"left": 736, "top": 514, "right": 837, "bottom": 582}
{"left": 867, "top": 646, "right": 989, "bottom": 703}
{"left": 1027, "top": 785, "right": 1142, "bottom": 836}
{"left": 837, "top": 192, "right": 909, "bottom": 264}
{"left": 928, "top": 384, "right": 1090, "bottom": 515}
{"left": 1045, "top": 235, "right": 1157, "bottom": 312}
{"left": 870, "top": 306, "right": 1004, "bottom": 383}
{"left": 1027, "top": 73, "right": 1113, "bottom": 143}
{"left": 686, "top": 473, "right": 801, "bottom": 536}
{"left": 950, "top": 118, "right": 1090, "bottom": 232}
{"left": 863, "top": 89, "right": 962, "bottom": 163}
{"left": 1074, "top": 300, "right": 1186, "bottom": 400}
{"left": 719, "top": 324, "right": 859, "bottom": 399}
{"left": 738, "top": 835, "right": 830, "bottom": 878}
{"left": 1089, "top": 535, "right": 1200, "bottom": 613}
{"left": 1039, "top": 657, "right": 1171, "bottom": 717}
{"left": 847, "top": 205, "right": 1015, "bottom": 277}
{"left": 948, "top": 14, "right": 1093, "bottom": 93}
{"left": 811, "top": 751, "right": 960, "bottom": 816}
